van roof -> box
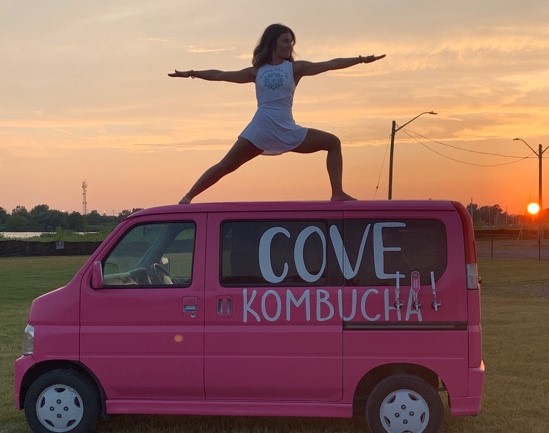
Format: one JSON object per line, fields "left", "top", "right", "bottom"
{"left": 129, "top": 200, "right": 461, "bottom": 219}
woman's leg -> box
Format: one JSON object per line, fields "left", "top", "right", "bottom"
{"left": 292, "top": 128, "right": 355, "bottom": 201}
{"left": 179, "top": 138, "right": 262, "bottom": 203}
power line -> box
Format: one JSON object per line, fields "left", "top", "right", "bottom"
{"left": 402, "top": 128, "right": 534, "bottom": 159}
{"left": 401, "top": 129, "right": 532, "bottom": 167}
{"left": 373, "top": 135, "right": 391, "bottom": 199}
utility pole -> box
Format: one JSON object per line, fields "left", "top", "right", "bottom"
{"left": 513, "top": 138, "right": 548, "bottom": 210}
{"left": 514, "top": 138, "right": 548, "bottom": 261}
{"left": 388, "top": 111, "right": 437, "bottom": 199}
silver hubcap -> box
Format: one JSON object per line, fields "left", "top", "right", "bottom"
{"left": 36, "top": 384, "right": 84, "bottom": 432}
{"left": 379, "top": 389, "right": 429, "bottom": 433}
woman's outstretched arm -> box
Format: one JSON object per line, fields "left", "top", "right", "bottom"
{"left": 293, "top": 54, "right": 385, "bottom": 81}
{"left": 168, "top": 67, "right": 256, "bottom": 83}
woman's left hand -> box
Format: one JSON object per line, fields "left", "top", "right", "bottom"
{"left": 168, "top": 69, "right": 192, "bottom": 78}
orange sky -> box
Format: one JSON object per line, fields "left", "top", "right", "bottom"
{"left": 2, "top": 1, "right": 549, "bottom": 215}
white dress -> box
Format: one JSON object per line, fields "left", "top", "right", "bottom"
{"left": 239, "top": 60, "right": 308, "bottom": 155}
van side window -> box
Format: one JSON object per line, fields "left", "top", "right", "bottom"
{"left": 344, "top": 219, "right": 447, "bottom": 286}
{"left": 221, "top": 221, "right": 341, "bottom": 287}
{"left": 103, "top": 222, "right": 195, "bottom": 287}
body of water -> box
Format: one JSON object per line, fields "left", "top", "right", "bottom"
{"left": 0, "top": 232, "right": 96, "bottom": 239}
{"left": 0, "top": 232, "right": 51, "bottom": 239}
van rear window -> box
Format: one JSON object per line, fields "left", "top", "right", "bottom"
{"left": 221, "top": 221, "right": 335, "bottom": 287}
{"left": 343, "top": 219, "right": 447, "bottom": 286}
{"left": 221, "top": 219, "right": 447, "bottom": 287}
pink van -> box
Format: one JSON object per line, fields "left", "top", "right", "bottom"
{"left": 14, "top": 200, "right": 484, "bottom": 433}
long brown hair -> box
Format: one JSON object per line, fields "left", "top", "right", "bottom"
{"left": 252, "top": 24, "right": 296, "bottom": 68}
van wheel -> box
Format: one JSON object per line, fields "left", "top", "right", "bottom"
{"left": 24, "top": 369, "right": 100, "bottom": 433}
{"left": 365, "top": 374, "right": 443, "bottom": 433}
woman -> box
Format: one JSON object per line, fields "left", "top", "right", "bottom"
{"left": 169, "top": 24, "right": 385, "bottom": 204}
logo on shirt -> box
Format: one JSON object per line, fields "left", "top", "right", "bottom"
{"left": 263, "top": 70, "right": 285, "bottom": 90}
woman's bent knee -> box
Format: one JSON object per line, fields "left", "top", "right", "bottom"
{"left": 324, "top": 133, "right": 341, "bottom": 152}
{"left": 331, "top": 135, "right": 341, "bottom": 149}
{"left": 293, "top": 129, "right": 341, "bottom": 153}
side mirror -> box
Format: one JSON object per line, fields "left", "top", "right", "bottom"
{"left": 91, "top": 261, "right": 104, "bottom": 289}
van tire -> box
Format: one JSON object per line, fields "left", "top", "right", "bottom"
{"left": 365, "top": 374, "right": 443, "bottom": 433}
{"left": 24, "top": 369, "right": 100, "bottom": 433}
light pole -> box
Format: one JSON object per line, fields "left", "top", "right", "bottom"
{"left": 514, "top": 137, "right": 548, "bottom": 261}
{"left": 513, "top": 138, "right": 548, "bottom": 211}
{"left": 388, "top": 111, "right": 437, "bottom": 199}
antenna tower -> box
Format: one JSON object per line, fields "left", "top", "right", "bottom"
{"left": 82, "top": 181, "right": 88, "bottom": 215}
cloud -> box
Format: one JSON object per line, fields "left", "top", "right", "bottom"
{"left": 140, "top": 37, "right": 171, "bottom": 43}
{"left": 131, "top": 138, "right": 230, "bottom": 152}
{"left": 186, "top": 46, "right": 236, "bottom": 54}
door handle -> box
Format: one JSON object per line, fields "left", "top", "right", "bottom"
{"left": 182, "top": 297, "right": 198, "bottom": 318}
{"left": 217, "top": 297, "right": 232, "bottom": 317}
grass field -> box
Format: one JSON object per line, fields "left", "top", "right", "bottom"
{"left": 1, "top": 256, "right": 548, "bottom": 433}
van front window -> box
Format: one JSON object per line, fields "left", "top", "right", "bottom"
{"left": 102, "top": 222, "right": 195, "bottom": 287}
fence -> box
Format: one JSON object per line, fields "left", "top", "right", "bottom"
{"left": 0, "top": 240, "right": 101, "bottom": 257}
{"left": 1, "top": 232, "right": 547, "bottom": 261}
{"left": 475, "top": 229, "right": 548, "bottom": 261}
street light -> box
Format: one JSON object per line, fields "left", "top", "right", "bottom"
{"left": 513, "top": 138, "right": 548, "bottom": 210}
{"left": 515, "top": 137, "right": 548, "bottom": 261}
{"left": 388, "top": 111, "right": 437, "bottom": 199}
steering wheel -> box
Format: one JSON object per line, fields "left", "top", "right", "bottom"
{"left": 152, "top": 263, "right": 173, "bottom": 285}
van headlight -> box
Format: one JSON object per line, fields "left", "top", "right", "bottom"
{"left": 22, "top": 324, "right": 34, "bottom": 355}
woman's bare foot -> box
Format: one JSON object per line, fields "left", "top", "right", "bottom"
{"left": 331, "top": 192, "right": 356, "bottom": 201}
{"left": 178, "top": 195, "right": 191, "bottom": 204}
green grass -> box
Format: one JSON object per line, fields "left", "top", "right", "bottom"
{"left": 0, "top": 256, "right": 88, "bottom": 433}
{"left": 1, "top": 257, "right": 548, "bottom": 432}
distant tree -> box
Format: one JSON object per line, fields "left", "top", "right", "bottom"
{"left": 48, "top": 210, "right": 69, "bottom": 231}
{"left": 466, "top": 202, "right": 512, "bottom": 227}
{"left": 85, "top": 210, "right": 103, "bottom": 227}
{"left": 118, "top": 209, "right": 133, "bottom": 220}
{"left": 9, "top": 206, "right": 30, "bottom": 230}
{"left": 0, "top": 207, "right": 7, "bottom": 227}
{"left": 29, "top": 204, "right": 50, "bottom": 231}
{"left": 67, "top": 211, "right": 85, "bottom": 232}
{"left": 118, "top": 208, "right": 143, "bottom": 221}
{"left": 0, "top": 205, "right": 126, "bottom": 233}
{"left": 12, "top": 205, "right": 29, "bottom": 218}
{"left": 28, "top": 205, "right": 70, "bottom": 232}
{"left": 5, "top": 214, "right": 27, "bottom": 231}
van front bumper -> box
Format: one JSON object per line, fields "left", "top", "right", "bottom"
{"left": 14, "top": 354, "right": 36, "bottom": 410}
